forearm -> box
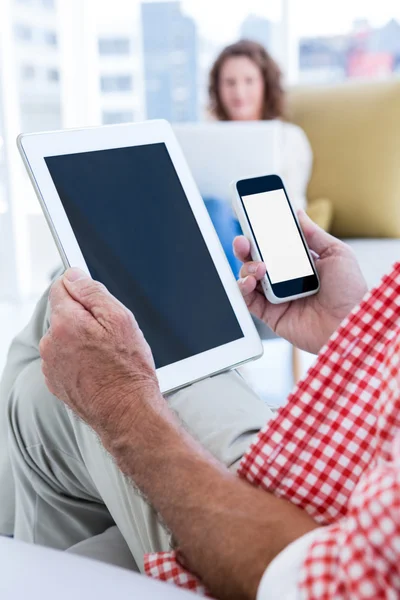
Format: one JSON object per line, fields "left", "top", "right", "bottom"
{"left": 105, "top": 394, "right": 318, "bottom": 600}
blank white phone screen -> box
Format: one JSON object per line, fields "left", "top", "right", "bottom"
{"left": 242, "top": 189, "right": 313, "bottom": 284}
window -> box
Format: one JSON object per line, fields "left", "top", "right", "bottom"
{"left": 21, "top": 65, "right": 35, "bottom": 80}
{"left": 290, "top": 1, "right": 400, "bottom": 84}
{"left": 43, "top": 30, "right": 57, "bottom": 47}
{"left": 14, "top": 24, "right": 33, "bottom": 41}
{"left": 140, "top": 0, "right": 283, "bottom": 122}
{"left": 0, "top": 32, "right": 11, "bottom": 299}
{"left": 146, "top": 78, "right": 161, "bottom": 92}
{"left": 172, "top": 87, "right": 190, "bottom": 102}
{"left": 47, "top": 68, "right": 59, "bottom": 82}
{"left": 174, "top": 107, "right": 189, "bottom": 122}
{"left": 98, "top": 38, "right": 131, "bottom": 56}
{"left": 0, "top": 134, "right": 6, "bottom": 216}
{"left": 102, "top": 111, "right": 134, "bottom": 125}
{"left": 100, "top": 75, "right": 133, "bottom": 93}
{"left": 173, "top": 64, "right": 189, "bottom": 87}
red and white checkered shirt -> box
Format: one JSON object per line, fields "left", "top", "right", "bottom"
{"left": 144, "top": 262, "right": 400, "bottom": 599}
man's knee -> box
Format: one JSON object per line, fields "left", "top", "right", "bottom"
{"left": 6, "top": 357, "right": 100, "bottom": 504}
{"left": 7, "top": 358, "right": 68, "bottom": 454}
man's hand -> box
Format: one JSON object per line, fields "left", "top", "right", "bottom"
{"left": 39, "top": 268, "right": 162, "bottom": 443}
{"left": 234, "top": 211, "right": 368, "bottom": 354}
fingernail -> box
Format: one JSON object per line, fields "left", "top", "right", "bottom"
{"left": 247, "top": 264, "right": 258, "bottom": 274}
{"left": 239, "top": 276, "right": 249, "bottom": 286}
{"left": 64, "top": 268, "right": 88, "bottom": 282}
{"left": 298, "top": 209, "right": 310, "bottom": 221}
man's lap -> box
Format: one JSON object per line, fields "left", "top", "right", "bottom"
{"left": 8, "top": 358, "right": 270, "bottom": 558}
{"left": 66, "top": 526, "right": 139, "bottom": 571}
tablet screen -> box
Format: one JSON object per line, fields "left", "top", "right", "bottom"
{"left": 45, "top": 143, "right": 243, "bottom": 369}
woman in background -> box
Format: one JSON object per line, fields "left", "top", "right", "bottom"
{"left": 208, "top": 39, "right": 312, "bottom": 211}
{"left": 207, "top": 40, "right": 313, "bottom": 381}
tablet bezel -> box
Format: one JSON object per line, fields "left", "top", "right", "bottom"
{"left": 17, "top": 120, "right": 263, "bottom": 394}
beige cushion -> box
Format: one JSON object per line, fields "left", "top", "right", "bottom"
{"left": 306, "top": 197, "right": 333, "bottom": 231}
{"left": 288, "top": 79, "right": 400, "bottom": 238}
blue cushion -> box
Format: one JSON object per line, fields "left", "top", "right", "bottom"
{"left": 204, "top": 198, "right": 242, "bottom": 279}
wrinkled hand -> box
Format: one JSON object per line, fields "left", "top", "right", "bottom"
{"left": 234, "top": 210, "right": 368, "bottom": 354}
{"left": 39, "top": 269, "right": 162, "bottom": 442}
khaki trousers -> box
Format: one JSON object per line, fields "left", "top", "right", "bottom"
{"left": 0, "top": 283, "right": 273, "bottom": 571}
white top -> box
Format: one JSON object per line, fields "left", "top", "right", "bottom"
{"left": 257, "top": 528, "right": 323, "bottom": 600}
{"left": 174, "top": 120, "right": 312, "bottom": 211}
{"left": 174, "top": 120, "right": 281, "bottom": 202}
{"left": 276, "top": 121, "right": 313, "bottom": 213}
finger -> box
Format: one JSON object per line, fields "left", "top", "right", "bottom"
{"left": 49, "top": 277, "right": 86, "bottom": 318}
{"left": 238, "top": 277, "right": 271, "bottom": 321}
{"left": 49, "top": 276, "right": 73, "bottom": 310}
{"left": 233, "top": 236, "right": 251, "bottom": 262}
{"left": 238, "top": 275, "right": 257, "bottom": 296}
{"left": 240, "top": 261, "right": 266, "bottom": 280}
{"left": 63, "top": 268, "right": 121, "bottom": 321}
{"left": 298, "top": 210, "right": 342, "bottom": 257}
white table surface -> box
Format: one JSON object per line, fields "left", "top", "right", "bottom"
{"left": 0, "top": 537, "right": 194, "bottom": 600}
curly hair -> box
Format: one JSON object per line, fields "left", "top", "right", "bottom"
{"left": 208, "top": 39, "right": 285, "bottom": 121}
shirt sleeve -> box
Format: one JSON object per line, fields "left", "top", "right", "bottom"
{"left": 238, "top": 262, "right": 400, "bottom": 525}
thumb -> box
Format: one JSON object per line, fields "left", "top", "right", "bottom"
{"left": 298, "top": 209, "right": 339, "bottom": 257}
{"left": 63, "top": 268, "right": 113, "bottom": 319}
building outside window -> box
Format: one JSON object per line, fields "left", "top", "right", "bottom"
{"left": 298, "top": 19, "right": 400, "bottom": 84}
{"left": 1, "top": 0, "right": 62, "bottom": 301}
{"left": 0, "top": 120, "right": 6, "bottom": 219}
{"left": 288, "top": 1, "right": 400, "bottom": 84}
{"left": 47, "top": 68, "right": 59, "bottom": 82}
{"left": 42, "top": 0, "right": 55, "bottom": 9}
{"left": 14, "top": 24, "right": 33, "bottom": 41}
{"left": 102, "top": 110, "right": 134, "bottom": 125}
{"left": 21, "top": 64, "right": 35, "bottom": 80}
{"left": 141, "top": 1, "right": 198, "bottom": 122}
{"left": 43, "top": 30, "right": 57, "bottom": 47}
{"left": 98, "top": 37, "right": 131, "bottom": 56}
{"left": 100, "top": 75, "right": 133, "bottom": 93}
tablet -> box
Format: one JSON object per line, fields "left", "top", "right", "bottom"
{"left": 17, "top": 120, "right": 263, "bottom": 394}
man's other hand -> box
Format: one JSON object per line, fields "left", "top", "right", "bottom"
{"left": 234, "top": 210, "right": 368, "bottom": 354}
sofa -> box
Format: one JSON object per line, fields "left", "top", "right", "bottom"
{"left": 288, "top": 77, "right": 400, "bottom": 288}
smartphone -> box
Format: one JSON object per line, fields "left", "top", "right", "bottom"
{"left": 231, "top": 174, "right": 320, "bottom": 304}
